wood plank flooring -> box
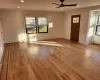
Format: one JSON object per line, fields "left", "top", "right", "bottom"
{"left": 0, "top": 39, "right": 100, "bottom": 80}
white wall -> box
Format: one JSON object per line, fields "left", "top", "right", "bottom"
{"left": 64, "top": 5, "right": 100, "bottom": 45}
{"left": 64, "top": 9, "right": 89, "bottom": 44}
{"left": 0, "top": 9, "right": 65, "bottom": 43}
{"left": 1, "top": 5, "right": 100, "bottom": 44}
{"left": 0, "top": 20, "right": 4, "bottom": 62}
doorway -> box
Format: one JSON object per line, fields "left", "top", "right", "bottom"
{"left": 70, "top": 15, "right": 81, "bottom": 42}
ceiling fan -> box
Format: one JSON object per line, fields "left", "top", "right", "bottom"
{"left": 52, "top": 0, "right": 78, "bottom": 8}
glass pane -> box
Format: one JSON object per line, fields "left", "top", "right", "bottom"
{"left": 38, "top": 17, "right": 47, "bottom": 25}
{"left": 73, "top": 17, "right": 79, "bottom": 23}
{"left": 96, "top": 25, "right": 100, "bottom": 35}
{"left": 39, "top": 26, "right": 48, "bottom": 33}
{"left": 26, "top": 26, "right": 36, "bottom": 33}
{"left": 97, "top": 15, "right": 100, "bottom": 24}
{"left": 25, "top": 17, "right": 36, "bottom": 26}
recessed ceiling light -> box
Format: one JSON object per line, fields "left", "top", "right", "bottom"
{"left": 77, "top": 4, "right": 79, "bottom": 6}
{"left": 21, "top": 0, "right": 24, "bottom": 3}
{"left": 17, "top": 6, "right": 20, "bottom": 8}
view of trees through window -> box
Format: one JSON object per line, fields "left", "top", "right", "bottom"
{"left": 25, "top": 17, "right": 48, "bottom": 34}
{"left": 38, "top": 17, "right": 48, "bottom": 33}
{"left": 38, "top": 26, "right": 48, "bottom": 33}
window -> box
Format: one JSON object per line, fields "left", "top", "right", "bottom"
{"left": 38, "top": 17, "right": 48, "bottom": 33}
{"left": 25, "top": 17, "right": 37, "bottom": 34}
{"left": 73, "top": 17, "right": 79, "bottom": 23}
{"left": 97, "top": 15, "right": 100, "bottom": 24}
{"left": 95, "top": 25, "right": 100, "bottom": 36}
{"left": 25, "top": 17, "right": 48, "bottom": 34}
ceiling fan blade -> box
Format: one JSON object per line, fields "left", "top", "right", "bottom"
{"left": 63, "top": 4, "right": 78, "bottom": 7}
{"left": 56, "top": 6, "right": 60, "bottom": 8}
{"left": 52, "top": 3, "right": 60, "bottom": 5}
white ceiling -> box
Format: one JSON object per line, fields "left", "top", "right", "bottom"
{"left": 0, "top": 0, "right": 100, "bottom": 11}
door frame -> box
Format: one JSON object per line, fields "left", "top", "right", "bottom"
{"left": 70, "top": 14, "right": 81, "bottom": 42}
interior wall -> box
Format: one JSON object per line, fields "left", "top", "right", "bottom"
{"left": 64, "top": 9, "right": 89, "bottom": 44}
{"left": 1, "top": 5, "right": 100, "bottom": 44}
{"left": 64, "top": 5, "right": 100, "bottom": 44}
{"left": 0, "top": 9, "right": 64, "bottom": 43}
{"left": 0, "top": 20, "right": 4, "bottom": 62}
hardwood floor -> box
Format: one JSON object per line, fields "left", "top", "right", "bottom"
{"left": 0, "top": 39, "right": 100, "bottom": 80}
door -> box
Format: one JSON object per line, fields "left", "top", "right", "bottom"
{"left": 71, "top": 15, "right": 81, "bottom": 42}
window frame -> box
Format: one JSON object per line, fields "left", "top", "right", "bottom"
{"left": 38, "top": 25, "right": 48, "bottom": 33}
{"left": 95, "top": 25, "right": 100, "bottom": 36}
{"left": 25, "top": 17, "right": 48, "bottom": 34}
{"left": 37, "top": 17, "right": 48, "bottom": 33}
{"left": 25, "top": 17, "right": 37, "bottom": 34}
